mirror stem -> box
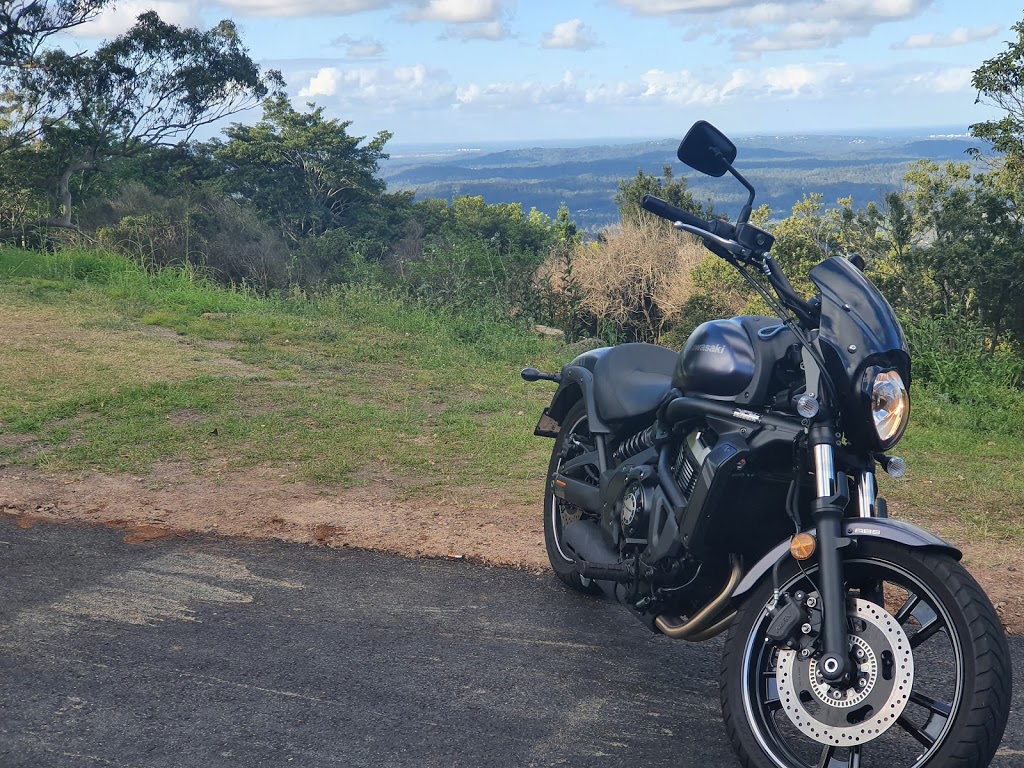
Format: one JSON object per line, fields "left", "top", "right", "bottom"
{"left": 713, "top": 149, "right": 756, "bottom": 224}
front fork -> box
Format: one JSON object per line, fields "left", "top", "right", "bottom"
{"left": 809, "top": 426, "right": 882, "bottom": 683}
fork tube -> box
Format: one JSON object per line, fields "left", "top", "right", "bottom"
{"left": 856, "top": 471, "right": 876, "bottom": 518}
{"left": 810, "top": 428, "right": 850, "bottom": 682}
{"left": 814, "top": 443, "right": 835, "bottom": 497}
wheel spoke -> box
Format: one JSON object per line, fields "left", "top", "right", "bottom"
{"left": 897, "top": 713, "right": 936, "bottom": 748}
{"left": 894, "top": 592, "right": 921, "bottom": 624}
{"left": 848, "top": 745, "right": 863, "bottom": 768}
{"left": 858, "top": 579, "right": 884, "bottom": 606}
{"left": 910, "top": 690, "right": 953, "bottom": 718}
{"left": 816, "top": 745, "right": 837, "bottom": 768}
{"left": 761, "top": 671, "right": 783, "bottom": 711}
{"left": 909, "top": 614, "right": 945, "bottom": 648}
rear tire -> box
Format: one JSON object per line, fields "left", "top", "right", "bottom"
{"left": 720, "top": 540, "right": 1011, "bottom": 768}
{"left": 543, "top": 399, "right": 601, "bottom": 594}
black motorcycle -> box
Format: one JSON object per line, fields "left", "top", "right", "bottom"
{"left": 523, "top": 121, "right": 1011, "bottom": 768}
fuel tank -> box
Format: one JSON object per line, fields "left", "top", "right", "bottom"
{"left": 673, "top": 316, "right": 796, "bottom": 404}
{"left": 674, "top": 318, "right": 754, "bottom": 397}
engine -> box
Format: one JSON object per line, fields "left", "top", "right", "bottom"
{"left": 672, "top": 430, "right": 712, "bottom": 505}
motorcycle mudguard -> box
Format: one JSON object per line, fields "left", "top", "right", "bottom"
{"left": 539, "top": 365, "right": 612, "bottom": 435}
{"left": 731, "top": 517, "right": 962, "bottom": 600}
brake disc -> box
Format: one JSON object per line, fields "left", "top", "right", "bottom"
{"left": 775, "top": 597, "right": 914, "bottom": 747}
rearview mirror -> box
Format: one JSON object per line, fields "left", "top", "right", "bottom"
{"left": 677, "top": 120, "right": 737, "bottom": 178}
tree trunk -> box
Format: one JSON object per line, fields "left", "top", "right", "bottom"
{"left": 40, "top": 153, "right": 95, "bottom": 228}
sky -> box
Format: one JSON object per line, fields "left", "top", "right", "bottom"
{"left": 69, "top": 0, "right": 1022, "bottom": 146}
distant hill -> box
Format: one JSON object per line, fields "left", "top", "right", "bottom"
{"left": 381, "top": 133, "right": 987, "bottom": 230}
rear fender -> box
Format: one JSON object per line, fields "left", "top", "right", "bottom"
{"left": 732, "top": 517, "right": 962, "bottom": 600}
{"left": 544, "top": 365, "right": 611, "bottom": 435}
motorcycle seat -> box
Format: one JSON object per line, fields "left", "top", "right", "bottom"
{"left": 591, "top": 343, "right": 678, "bottom": 422}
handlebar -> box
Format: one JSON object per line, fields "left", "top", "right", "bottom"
{"left": 641, "top": 193, "right": 820, "bottom": 329}
{"left": 640, "top": 194, "right": 709, "bottom": 232}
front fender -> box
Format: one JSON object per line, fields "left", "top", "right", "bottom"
{"left": 732, "top": 517, "right": 961, "bottom": 600}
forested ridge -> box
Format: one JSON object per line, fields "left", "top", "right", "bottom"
{"left": 3, "top": 0, "right": 1024, "bottom": 413}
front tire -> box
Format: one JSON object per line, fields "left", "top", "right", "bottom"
{"left": 543, "top": 399, "right": 601, "bottom": 594}
{"left": 721, "top": 540, "right": 1011, "bottom": 768}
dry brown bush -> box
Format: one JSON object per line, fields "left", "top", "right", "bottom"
{"left": 539, "top": 219, "right": 706, "bottom": 343}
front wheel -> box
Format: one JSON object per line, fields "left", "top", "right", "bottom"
{"left": 721, "top": 540, "right": 1011, "bottom": 768}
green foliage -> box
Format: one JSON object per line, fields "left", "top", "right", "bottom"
{"left": 81, "top": 184, "right": 291, "bottom": 291}
{"left": 903, "top": 312, "right": 1023, "bottom": 400}
{"left": 387, "top": 194, "right": 559, "bottom": 317}
{"left": 3, "top": 10, "right": 277, "bottom": 227}
{"left": 614, "top": 165, "right": 709, "bottom": 225}
{"left": 970, "top": 19, "right": 1024, "bottom": 160}
{"left": 215, "top": 95, "right": 392, "bottom": 245}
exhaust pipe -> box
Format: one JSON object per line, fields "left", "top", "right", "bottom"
{"left": 551, "top": 474, "right": 600, "bottom": 513}
{"left": 655, "top": 555, "right": 742, "bottom": 641}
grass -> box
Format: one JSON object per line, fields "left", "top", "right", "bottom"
{"left": 1, "top": 245, "right": 1023, "bottom": 545}
{"left": 879, "top": 386, "right": 1024, "bottom": 544}
{"left": 0, "top": 247, "right": 561, "bottom": 495}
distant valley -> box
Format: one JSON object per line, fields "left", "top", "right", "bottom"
{"left": 381, "top": 132, "right": 985, "bottom": 230}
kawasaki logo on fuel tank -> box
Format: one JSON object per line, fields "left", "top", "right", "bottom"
{"left": 693, "top": 343, "right": 727, "bottom": 354}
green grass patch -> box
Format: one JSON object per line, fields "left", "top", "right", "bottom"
{"left": 0, "top": 246, "right": 561, "bottom": 489}
{"left": 879, "top": 385, "right": 1024, "bottom": 543}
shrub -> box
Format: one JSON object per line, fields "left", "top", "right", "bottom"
{"left": 84, "top": 184, "right": 292, "bottom": 290}
{"left": 538, "top": 219, "right": 706, "bottom": 343}
{"left": 902, "top": 311, "right": 1023, "bottom": 401}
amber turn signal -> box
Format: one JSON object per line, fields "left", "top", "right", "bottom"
{"left": 790, "top": 533, "right": 816, "bottom": 561}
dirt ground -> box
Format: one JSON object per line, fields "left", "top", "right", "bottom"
{"left": 1, "top": 463, "right": 1021, "bottom": 635}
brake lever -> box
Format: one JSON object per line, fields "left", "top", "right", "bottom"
{"left": 673, "top": 221, "right": 750, "bottom": 260}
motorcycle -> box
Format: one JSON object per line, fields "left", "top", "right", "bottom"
{"left": 522, "top": 121, "right": 1011, "bottom": 768}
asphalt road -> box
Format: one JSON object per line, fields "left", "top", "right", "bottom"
{"left": 1, "top": 517, "right": 1022, "bottom": 768}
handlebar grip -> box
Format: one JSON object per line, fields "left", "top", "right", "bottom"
{"left": 640, "top": 195, "right": 709, "bottom": 231}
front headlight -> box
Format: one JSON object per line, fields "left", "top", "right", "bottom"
{"left": 871, "top": 369, "right": 909, "bottom": 447}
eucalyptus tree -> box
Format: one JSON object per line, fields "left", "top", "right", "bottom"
{"left": 214, "top": 95, "right": 393, "bottom": 244}
{"left": 0, "top": 0, "right": 112, "bottom": 153}
{"left": 3, "top": 9, "right": 280, "bottom": 228}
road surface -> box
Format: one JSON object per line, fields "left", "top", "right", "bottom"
{"left": 1, "top": 518, "right": 1021, "bottom": 767}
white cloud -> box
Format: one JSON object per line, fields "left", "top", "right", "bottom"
{"left": 215, "top": 0, "right": 393, "bottom": 16}
{"left": 896, "top": 24, "right": 1000, "bottom": 50}
{"left": 620, "top": 0, "right": 933, "bottom": 55}
{"left": 300, "top": 68, "right": 343, "bottom": 97}
{"left": 297, "top": 64, "right": 456, "bottom": 110}
{"left": 543, "top": 19, "right": 598, "bottom": 51}
{"left": 331, "top": 34, "right": 386, "bottom": 58}
{"left": 743, "top": 3, "right": 788, "bottom": 25}
{"left": 441, "top": 21, "right": 511, "bottom": 41}
{"left": 456, "top": 71, "right": 578, "bottom": 109}
{"left": 737, "top": 0, "right": 931, "bottom": 55}
{"left": 615, "top": 0, "right": 757, "bottom": 13}
{"left": 583, "top": 61, "right": 853, "bottom": 107}
{"left": 902, "top": 67, "right": 973, "bottom": 94}
{"left": 405, "top": 0, "right": 502, "bottom": 23}
{"left": 73, "top": 1, "right": 200, "bottom": 37}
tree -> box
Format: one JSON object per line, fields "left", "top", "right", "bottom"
{"left": 215, "top": 95, "right": 391, "bottom": 244}
{"left": 970, "top": 19, "right": 1024, "bottom": 162}
{"left": 0, "top": 0, "right": 110, "bottom": 65}
{"left": 1, "top": 1, "right": 113, "bottom": 153}
{"left": 6, "top": 10, "right": 278, "bottom": 228}
{"left": 614, "top": 165, "right": 708, "bottom": 225}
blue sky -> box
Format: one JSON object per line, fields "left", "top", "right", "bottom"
{"left": 73, "top": 0, "right": 1021, "bottom": 145}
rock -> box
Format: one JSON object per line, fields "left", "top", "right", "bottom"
{"left": 533, "top": 324, "right": 565, "bottom": 340}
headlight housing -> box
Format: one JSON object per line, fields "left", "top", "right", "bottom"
{"left": 870, "top": 369, "right": 910, "bottom": 449}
